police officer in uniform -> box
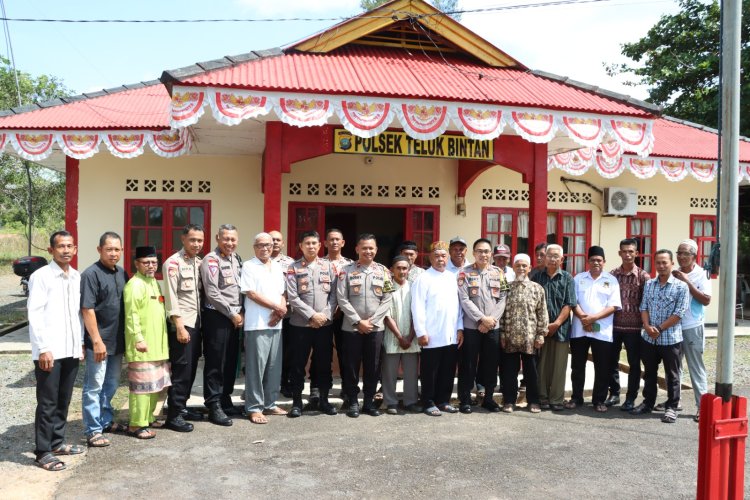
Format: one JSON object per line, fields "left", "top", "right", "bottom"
{"left": 200, "top": 224, "right": 243, "bottom": 426}
{"left": 321, "top": 228, "right": 352, "bottom": 405}
{"left": 336, "top": 233, "right": 392, "bottom": 418}
{"left": 286, "top": 230, "right": 338, "bottom": 417}
{"left": 457, "top": 238, "right": 508, "bottom": 413}
{"left": 269, "top": 230, "right": 295, "bottom": 397}
{"left": 162, "top": 224, "right": 205, "bottom": 432}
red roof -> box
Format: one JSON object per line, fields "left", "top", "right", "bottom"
{"left": 651, "top": 118, "right": 750, "bottom": 162}
{"left": 0, "top": 84, "right": 171, "bottom": 130}
{"left": 175, "top": 46, "right": 653, "bottom": 117}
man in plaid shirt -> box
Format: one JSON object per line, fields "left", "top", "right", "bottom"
{"left": 630, "top": 249, "right": 689, "bottom": 423}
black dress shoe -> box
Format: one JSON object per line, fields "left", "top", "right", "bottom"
{"left": 319, "top": 401, "right": 338, "bottom": 416}
{"left": 459, "top": 404, "right": 472, "bottom": 414}
{"left": 629, "top": 403, "right": 653, "bottom": 415}
{"left": 222, "top": 405, "right": 244, "bottom": 417}
{"left": 208, "top": 404, "right": 233, "bottom": 426}
{"left": 288, "top": 406, "right": 302, "bottom": 418}
{"left": 655, "top": 401, "right": 683, "bottom": 412}
{"left": 182, "top": 408, "right": 204, "bottom": 421}
{"left": 362, "top": 406, "right": 381, "bottom": 417}
{"left": 482, "top": 401, "right": 502, "bottom": 413}
{"left": 604, "top": 395, "right": 621, "bottom": 407}
{"left": 346, "top": 402, "right": 360, "bottom": 418}
{"left": 165, "top": 416, "right": 194, "bottom": 433}
{"left": 620, "top": 400, "right": 635, "bottom": 412}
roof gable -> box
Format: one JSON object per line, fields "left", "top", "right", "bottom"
{"left": 289, "top": 0, "right": 523, "bottom": 68}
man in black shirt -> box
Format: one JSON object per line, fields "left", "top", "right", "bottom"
{"left": 81, "top": 232, "right": 128, "bottom": 447}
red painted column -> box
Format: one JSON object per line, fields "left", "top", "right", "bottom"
{"left": 528, "top": 143, "right": 548, "bottom": 250}
{"left": 65, "top": 156, "right": 79, "bottom": 268}
{"left": 262, "top": 122, "right": 283, "bottom": 231}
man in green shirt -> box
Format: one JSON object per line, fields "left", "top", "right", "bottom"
{"left": 124, "top": 246, "right": 171, "bottom": 439}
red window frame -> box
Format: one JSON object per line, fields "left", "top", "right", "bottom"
{"left": 690, "top": 214, "right": 717, "bottom": 276}
{"left": 482, "top": 208, "right": 591, "bottom": 275}
{"left": 124, "top": 199, "right": 211, "bottom": 279}
{"left": 627, "top": 212, "right": 657, "bottom": 274}
{"left": 288, "top": 202, "right": 439, "bottom": 266}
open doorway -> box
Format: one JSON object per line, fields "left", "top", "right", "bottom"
{"left": 288, "top": 202, "right": 439, "bottom": 266}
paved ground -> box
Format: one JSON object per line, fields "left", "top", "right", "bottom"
{"left": 2, "top": 274, "right": 749, "bottom": 499}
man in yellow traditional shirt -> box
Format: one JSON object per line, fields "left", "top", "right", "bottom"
{"left": 124, "top": 246, "right": 171, "bottom": 439}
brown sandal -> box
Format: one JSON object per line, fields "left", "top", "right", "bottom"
{"left": 36, "top": 453, "right": 66, "bottom": 471}
{"left": 87, "top": 433, "right": 111, "bottom": 447}
{"left": 249, "top": 412, "right": 268, "bottom": 424}
{"left": 262, "top": 407, "right": 287, "bottom": 416}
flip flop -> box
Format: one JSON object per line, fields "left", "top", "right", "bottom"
{"left": 148, "top": 420, "right": 166, "bottom": 428}
{"left": 52, "top": 444, "right": 85, "bottom": 455}
{"left": 564, "top": 400, "right": 580, "bottom": 410}
{"left": 36, "top": 453, "right": 66, "bottom": 471}
{"left": 249, "top": 412, "right": 268, "bottom": 424}
{"left": 128, "top": 427, "right": 156, "bottom": 439}
{"left": 529, "top": 404, "right": 541, "bottom": 413}
{"left": 87, "top": 433, "right": 111, "bottom": 448}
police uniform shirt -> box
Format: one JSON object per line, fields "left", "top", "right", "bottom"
{"left": 200, "top": 248, "right": 242, "bottom": 319}
{"left": 336, "top": 261, "right": 392, "bottom": 332}
{"left": 458, "top": 264, "right": 508, "bottom": 330}
{"left": 286, "top": 258, "right": 338, "bottom": 327}
{"left": 322, "top": 255, "right": 352, "bottom": 275}
{"left": 163, "top": 249, "right": 202, "bottom": 329}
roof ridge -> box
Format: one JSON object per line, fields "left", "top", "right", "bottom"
{"left": 0, "top": 80, "right": 163, "bottom": 118}
{"left": 160, "top": 47, "right": 284, "bottom": 89}
{"left": 528, "top": 69, "right": 661, "bottom": 116}
{"left": 662, "top": 114, "right": 750, "bottom": 142}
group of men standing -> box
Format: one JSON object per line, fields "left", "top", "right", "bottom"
{"left": 27, "top": 223, "right": 712, "bottom": 471}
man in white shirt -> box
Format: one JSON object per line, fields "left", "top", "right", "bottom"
{"left": 28, "top": 230, "right": 84, "bottom": 471}
{"left": 672, "top": 239, "right": 712, "bottom": 422}
{"left": 240, "top": 232, "right": 288, "bottom": 424}
{"left": 568, "top": 246, "right": 622, "bottom": 413}
{"left": 411, "top": 241, "right": 464, "bottom": 416}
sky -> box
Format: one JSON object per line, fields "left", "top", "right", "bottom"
{"left": 2, "top": 0, "right": 681, "bottom": 101}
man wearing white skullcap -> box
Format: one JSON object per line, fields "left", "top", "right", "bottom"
{"left": 670, "top": 239, "right": 712, "bottom": 422}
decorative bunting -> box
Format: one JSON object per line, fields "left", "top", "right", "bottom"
{"left": 560, "top": 116, "right": 603, "bottom": 148}
{"left": 150, "top": 129, "right": 191, "bottom": 158}
{"left": 659, "top": 159, "right": 688, "bottom": 182}
{"left": 689, "top": 161, "right": 717, "bottom": 182}
{"left": 170, "top": 90, "right": 205, "bottom": 127}
{"left": 276, "top": 97, "right": 333, "bottom": 127}
{"left": 211, "top": 90, "right": 271, "bottom": 126}
{"left": 595, "top": 155, "right": 625, "bottom": 178}
{"left": 628, "top": 158, "right": 658, "bottom": 179}
{"left": 0, "top": 132, "right": 6, "bottom": 152}
{"left": 58, "top": 133, "right": 101, "bottom": 159}
{"left": 509, "top": 110, "right": 556, "bottom": 143}
{"left": 452, "top": 107, "right": 504, "bottom": 140}
{"left": 396, "top": 103, "right": 449, "bottom": 139}
{"left": 334, "top": 100, "right": 393, "bottom": 138}
{"left": 11, "top": 133, "right": 55, "bottom": 160}
{"left": 104, "top": 133, "right": 146, "bottom": 158}
{"left": 608, "top": 119, "right": 653, "bottom": 156}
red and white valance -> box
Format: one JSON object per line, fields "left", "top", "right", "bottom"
{"left": 548, "top": 146, "right": 750, "bottom": 183}
{"left": 168, "top": 86, "right": 655, "bottom": 155}
{"left": 0, "top": 129, "right": 191, "bottom": 160}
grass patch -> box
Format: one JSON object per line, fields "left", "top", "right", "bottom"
{"left": 0, "top": 231, "right": 50, "bottom": 274}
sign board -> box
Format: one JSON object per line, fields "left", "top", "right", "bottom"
{"left": 334, "top": 129, "right": 493, "bottom": 160}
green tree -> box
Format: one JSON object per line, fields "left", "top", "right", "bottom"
{"left": 608, "top": 0, "right": 749, "bottom": 136}
{"left": 0, "top": 58, "right": 70, "bottom": 249}
{"left": 360, "top": 0, "right": 462, "bottom": 20}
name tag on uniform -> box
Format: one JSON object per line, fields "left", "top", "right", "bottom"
{"left": 467, "top": 276, "right": 480, "bottom": 287}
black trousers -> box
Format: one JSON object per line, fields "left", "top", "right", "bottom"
{"left": 332, "top": 313, "right": 345, "bottom": 393}
{"left": 341, "top": 330, "right": 384, "bottom": 402}
{"left": 280, "top": 318, "right": 292, "bottom": 391}
{"left": 570, "top": 336, "right": 612, "bottom": 405}
{"left": 608, "top": 331, "right": 641, "bottom": 402}
{"left": 501, "top": 351, "right": 539, "bottom": 405}
{"left": 167, "top": 324, "right": 202, "bottom": 419}
{"left": 420, "top": 344, "right": 458, "bottom": 408}
{"left": 202, "top": 309, "right": 240, "bottom": 408}
{"left": 458, "top": 328, "right": 500, "bottom": 404}
{"left": 34, "top": 356, "right": 79, "bottom": 458}
{"left": 641, "top": 338, "right": 682, "bottom": 409}
{"left": 289, "top": 324, "right": 334, "bottom": 394}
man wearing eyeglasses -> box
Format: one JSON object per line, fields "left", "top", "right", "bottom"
{"left": 200, "top": 224, "right": 243, "bottom": 426}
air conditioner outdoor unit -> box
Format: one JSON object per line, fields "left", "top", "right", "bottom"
{"left": 603, "top": 187, "right": 638, "bottom": 216}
